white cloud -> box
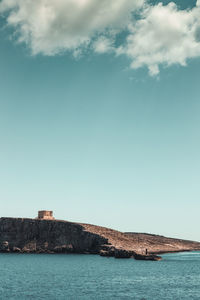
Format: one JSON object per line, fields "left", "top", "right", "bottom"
{"left": 0, "top": 0, "right": 143, "bottom": 55}
{"left": 1, "top": 0, "right": 200, "bottom": 76}
{"left": 93, "top": 36, "right": 114, "bottom": 54}
{"left": 117, "top": 1, "right": 200, "bottom": 75}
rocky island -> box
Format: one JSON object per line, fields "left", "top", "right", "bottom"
{"left": 0, "top": 211, "right": 200, "bottom": 261}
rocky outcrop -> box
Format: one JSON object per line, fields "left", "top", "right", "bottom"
{"left": 134, "top": 253, "right": 162, "bottom": 261}
{"left": 0, "top": 217, "right": 200, "bottom": 260}
{"left": 124, "top": 232, "right": 200, "bottom": 254}
{"left": 80, "top": 223, "right": 200, "bottom": 256}
{"left": 99, "top": 246, "right": 134, "bottom": 258}
{"left": 0, "top": 218, "right": 108, "bottom": 254}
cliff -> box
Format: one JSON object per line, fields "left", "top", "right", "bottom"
{"left": 0, "top": 218, "right": 107, "bottom": 254}
{"left": 0, "top": 217, "right": 199, "bottom": 260}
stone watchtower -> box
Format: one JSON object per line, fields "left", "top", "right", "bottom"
{"left": 37, "top": 210, "right": 55, "bottom": 220}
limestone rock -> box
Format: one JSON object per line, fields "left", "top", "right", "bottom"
{"left": 0, "top": 241, "right": 10, "bottom": 252}
{"left": 134, "top": 253, "right": 162, "bottom": 261}
{"left": 0, "top": 217, "right": 199, "bottom": 261}
{"left": 12, "top": 247, "right": 22, "bottom": 253}
{"left": 0, "top": 218, "right": 107, "bottom": 255}
{"left": 114, "top": 249, "right": 134, "bottom": 259}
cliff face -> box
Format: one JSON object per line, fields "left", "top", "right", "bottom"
{"left": 0, "top": 218, "right": 108, "bottom": 254}
{"left": 0, "top": 217, "right": 199, "bottom": 260}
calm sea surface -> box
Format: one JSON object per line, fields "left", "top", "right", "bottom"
{"left": 0, "top": 252, "right": 199, "bottom": 299}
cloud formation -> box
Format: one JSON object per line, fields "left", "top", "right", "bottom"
{"left": 93, "top": 36, "right": 114, "bottom": 54}
{"left": 118, "top": 1, "right": 200, "bottom": 75}
{"left": 0, "top": 0, "right": 143, "bottom": 55}
{"left": 1, "top": 0, "right": 200, "bottom": 75}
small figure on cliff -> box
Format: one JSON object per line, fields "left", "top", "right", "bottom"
{"left": 145, "top": 248, "right": 148, "bottom": 255}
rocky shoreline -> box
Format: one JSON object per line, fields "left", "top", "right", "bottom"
{"left": 0, "top": 217, "right": 199, "bottom": 261}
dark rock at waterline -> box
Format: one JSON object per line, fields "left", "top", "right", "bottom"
{"left": 54, "top": 244, "right": 74, "bottom": 253}
{"left": 0, "top": 241, "right": 10, "bottom": 252}
{"left": 12, "top": 247, "right": 22, "bottom": 253}
{"left": 100, "top": 248, "right": 134, "bottom": 259}
{"left": 134, "top": 253, "right": 162, "bottom": 261}
{"left": 114, "top": 249, "right": 134, "bottom": 258}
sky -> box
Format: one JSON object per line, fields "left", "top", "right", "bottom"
{"left": 0, "top": 0, "right": 200, "bottom": 241}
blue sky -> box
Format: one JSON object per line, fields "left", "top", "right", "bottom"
{"left": 0, "top": 0, "right": 200, "bottom": 240}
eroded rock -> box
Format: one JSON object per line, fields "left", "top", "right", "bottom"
{"left": 134, "top": 253, "right": 162, "bottom": 261}
{"left": 0, "top": 217, "right": 199, "bottom": 261}
{"left": 0, "top": 218, "right": 107, "bottom": 255}
{"left": 0, "top": 241, "right": 10, "bottom": 252}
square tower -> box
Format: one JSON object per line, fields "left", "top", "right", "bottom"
{"left": 38, "top": 210, "right": 55, "bottom": 220}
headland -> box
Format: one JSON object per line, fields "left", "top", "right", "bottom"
{"left": 0, "top": 212, "right": 199, "bottom": 261}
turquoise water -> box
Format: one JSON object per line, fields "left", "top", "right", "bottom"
{"left": 0, "top": 252, "right": 199, "bottom": 299}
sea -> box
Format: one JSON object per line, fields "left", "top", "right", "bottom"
{"left": 0, "top": 252, "right": 199, "bottom": 299}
